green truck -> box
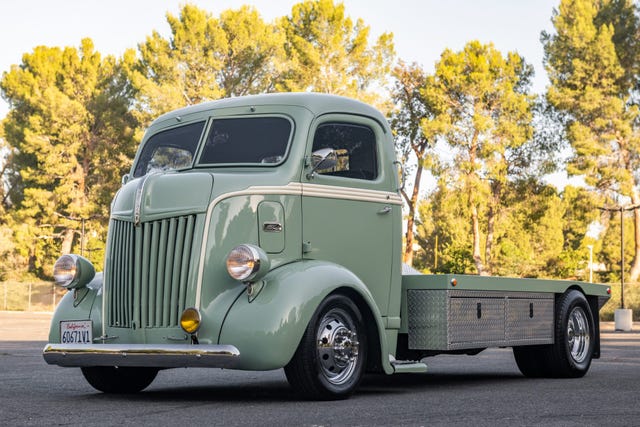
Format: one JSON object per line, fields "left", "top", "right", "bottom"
{"left": 44, "top": 93, "right": 611, "bottom": 400}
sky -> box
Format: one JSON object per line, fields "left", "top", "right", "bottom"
{"left": 0, "top": 0, "right": 560, "bottom": 121}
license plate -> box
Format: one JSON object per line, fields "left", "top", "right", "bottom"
{"left": 60, "top": 320, "right": 93, "bottom": 344}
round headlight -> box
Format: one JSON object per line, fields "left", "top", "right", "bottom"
{"left": 226, "top": 244, "right": 270, "bottom": 283}
{"left": 53, "top": 254, "right": 95, "bottom": 289}
{"left": 53, "top": 255, "right": 77, "bottom": 288}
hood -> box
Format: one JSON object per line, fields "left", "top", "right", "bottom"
{"left": 111, "top": 172, "right": 214, "bottom": 223}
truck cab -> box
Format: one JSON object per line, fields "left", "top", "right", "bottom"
{"left": 44, "top": 93, "right": 610, "bottom": 400}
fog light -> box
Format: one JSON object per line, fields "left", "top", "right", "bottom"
{"left": 180, "top": 308, "right": 201, "bottom": 334}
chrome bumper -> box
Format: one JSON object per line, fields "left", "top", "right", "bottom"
{"left": 43, "top": 343, "right": 240, "bottom": 368}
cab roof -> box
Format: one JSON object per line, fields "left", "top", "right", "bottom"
{"left": 151, "top": 92, "right": 386, "bottom": 126}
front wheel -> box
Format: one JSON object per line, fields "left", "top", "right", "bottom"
{"left": 284, "top": 294, "right": 366, "bottom": 400}
{"left": 81, "top": 366, "right": 158, "bottom": 393}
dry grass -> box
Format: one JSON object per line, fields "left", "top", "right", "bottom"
{"left": 599, "top": 283, "right": 640, "bottom": 321}
{"left": 0, "top": 281, "right": 64, "bottom": 312}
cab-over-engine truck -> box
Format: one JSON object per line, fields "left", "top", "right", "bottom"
{"left": 44, "top": 93, "right": 611, "bottom": 400}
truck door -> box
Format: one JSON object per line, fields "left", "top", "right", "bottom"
{"left": 301, "top": 115, "right": 400, "bottom": 316}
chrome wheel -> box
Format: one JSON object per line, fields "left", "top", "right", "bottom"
{"left": 316, "top": 308, "right": 360, "bottom": 386}
{"left": 285, "top": 294, "right": 366, "bottom": 399}
{"left": 567, "top": 306, "right": 590, "bottom": 364}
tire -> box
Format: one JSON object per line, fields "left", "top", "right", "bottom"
{"left": 546, "top": 290, "right": 595, "bottom": 378}
{"left": 81, "top": 366, "right": 158, "bottom": 393}
{"left": 513, "top": 345, "right": 551, "bottom": 378}
{"left": 284, "top": 294, "right": 367, "bottom": 400}
{"left": 513, "top": 290, "right": 595, "bottom": 378}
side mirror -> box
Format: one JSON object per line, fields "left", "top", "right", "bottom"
{"left": 394, "top": 160, "right": 405, "bottom": 192}
{"left": 307, "top": 148, "right": 337, "bottom": 179}
{"left": 121, "top": 174, "right": 130, "bottom": 186}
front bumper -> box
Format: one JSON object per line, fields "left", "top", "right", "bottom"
{"left": 43, "top": 343, "right": 240, "bottom": 368}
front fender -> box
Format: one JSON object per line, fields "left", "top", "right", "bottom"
{"left": 218, "top": 260, "right": 392, "bottom": 373}
{"left": 48, "top": 273, "right": 103, "bottom": 343}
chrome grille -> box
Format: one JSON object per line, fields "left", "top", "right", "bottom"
{"left": 106, "top": 216, "right": 197, "bottom": 328}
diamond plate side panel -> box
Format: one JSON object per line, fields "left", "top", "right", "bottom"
{"left": 407, "top": 290, "right": 448, "bottom": 350}
{"left": 506, "top": 298, "right": 554, "bottom": 344}
{"left": 407, "top": 289, "right": 557, "bottom": 351}
{"left": 448, "top": 298, "right": 505, "bottom": 345}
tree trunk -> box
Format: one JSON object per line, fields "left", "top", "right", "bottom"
{"left": 402, "top": 163, "right": 423, "bottom": 266}
{"left": 627, "top": 190, "right": 640, "bottom": 283}
{"left": 403, "top": 216, "right": 415, "bottom": 266}
{"left": 60, "top": 228, "right": 75, "bottom": 255}
{"left": 471, "top": 205, "right": 488, "bottom": 275}
{"left": 485, "top": 204, "right": 495, "bottom": 276}
{"left": 484, "top": 182, "right": 501, "bottom": 276}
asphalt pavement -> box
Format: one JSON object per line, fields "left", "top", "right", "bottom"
{"left": 1, "top": 311, "right": 639, "bottom": 426}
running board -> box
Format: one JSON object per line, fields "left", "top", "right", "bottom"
{"left": 389, "top": 356, "right": 427, "bottom": 373}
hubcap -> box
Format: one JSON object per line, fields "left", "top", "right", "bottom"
{"left": 567, "top": 306, "right": 590, "bottom": 363}
{"left": 316, "top": 308, "right": 360, "bottom": 386}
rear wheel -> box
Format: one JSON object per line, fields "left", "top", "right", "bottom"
{"left": 513, "top": 345, "right": 551, "bottom": 378}
{"left": 514, "top": 290, "right": 595, "bottom": 378}
{"left": 81, "top": 366, "right": 158, "bottom": 393}
{"left": 547, "top": 290, "right": 595, "bottom": 377}
{"left": 284, "top": 294, "right": 366, "bottom": 400}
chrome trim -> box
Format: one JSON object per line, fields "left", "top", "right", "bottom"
{"left": 263, "top": 222, "right": 283, "bottom": 232}
{"left": 43, "top": 343, "right": 240, "bottom": 368}
{"left": 134, "top": 173, "right": 158, "bottom": 226}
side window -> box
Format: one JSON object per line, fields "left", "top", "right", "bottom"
{"left": 133, "top": 121, "right": 205, "bottom": 178}
{"left": 312, "top": 123, "right": 378, "bottom": 180}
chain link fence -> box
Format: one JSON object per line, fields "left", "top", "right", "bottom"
{"left": 1, "top": 281, "right": 66, "bottom": 312}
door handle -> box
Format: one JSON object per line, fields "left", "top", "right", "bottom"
{"left": 378, "top": 206, "right": 392, "bottom": 215}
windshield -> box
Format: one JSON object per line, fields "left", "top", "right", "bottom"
{"left": 133, "top": 116, "right": 292, "bottom": 178}
{"left": 133, "top": 121, "right": 205, "bottom": 178}
{"left": 198, "top": 117, "right": 292, "bottom": 165}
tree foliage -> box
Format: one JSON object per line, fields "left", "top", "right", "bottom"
{"left": 127, "top": 4, "right": 286, "bottom": 126}
{"left": 390, "top": 61, "right": 437, "bottom": 266}
{"left": 543, "top": 0, "right": 640, "bottom": 280}
{"left": 278, "top": 0, "right": 394, "bottom": 106}
{"left": 0, "top": 1, "right": 638, "bottom": 284}
{"left": 420, "top": 41, "right": 537, "bottom": 275}
{"left": 0, "top": 39, "right": 136, "bottom": 276}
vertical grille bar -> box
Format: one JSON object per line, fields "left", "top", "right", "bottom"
{"left": 107, "top": 215, "right": 197, "bottom": 329}
{"left": 140, "top": 222, "right": 151, "bottom": 328}
{"left": 179, "top": 216, "right": 195, "bottom": 315}
{"left": 163, "top": 218, "right": 177, "bottom": 327}
{"left": 170, "top": 218, "right": 187, "bottom": 326}
{"left": 133, "top": 225, "right": 142, "bottom": 329}
{"left": 155, "top": 220, "right": 169, "bottom": 327}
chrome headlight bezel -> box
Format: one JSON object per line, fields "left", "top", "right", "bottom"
{"left": 226, "top": 244, "right": 270, "bottom": 283}
{"left": 53, "top": 254, "right": 96, "bottom": 289}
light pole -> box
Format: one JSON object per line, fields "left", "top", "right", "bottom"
{"left": 599, "top": 204, "right": 638, "bottom": 331}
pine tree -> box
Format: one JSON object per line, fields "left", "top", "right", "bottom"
{"left": 422, "top": 41, "right": 536, "bottom": 275}
{"left": 278, "top": 0, "right": 394, "bottom": 106}
{"left": 127, "top": 4, "right": 286, "bottom": 127}
{"left": 1, "top": 39, "right": 136, "bottom": 277}
{"left": 543, "top": 0, "right": 640, "bottom": 281}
